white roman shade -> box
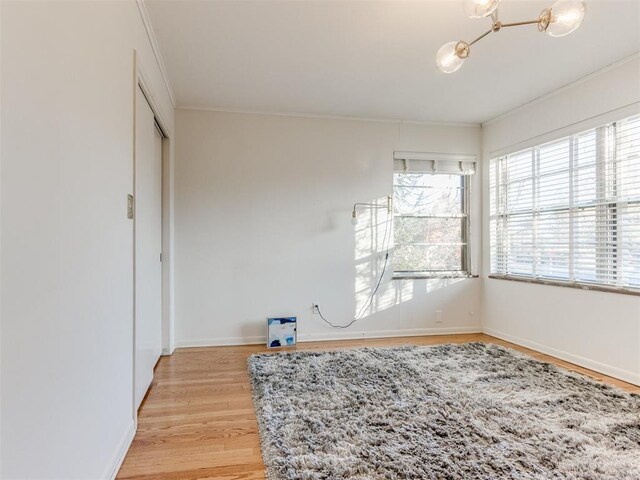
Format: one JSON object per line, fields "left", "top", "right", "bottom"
{"left": 393, "top": 151, "right": 476, "bottom": 175}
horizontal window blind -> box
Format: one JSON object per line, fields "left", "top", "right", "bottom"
{"left": 490, "top": 114, "right": 640, "bottom": 291}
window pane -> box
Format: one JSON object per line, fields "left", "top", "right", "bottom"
{"left": 539, "top": 139, "right": 570, "bottom": 176}
{"left": 618, "top": 158, "right": 640, "bottom": 200}
{"left": 575, "top": 130, "right": 597, "bottom": 169}
{"left": 394, "top": 217, "right": 462, "bottom": 245}
{"left": 617, "top": 116, "right": 640, "bottom": 202}
{"left": 573, "top": 208, "right": 598, "bottom": 283}
{"left": 505, "top": 178, "right": 533, "bottom": 213}
{"left": 536, "top": 211, "right": 570, "bottom": 279}
{"left": 394, "top": 173, "right": 461, "bottom": 189}
{"left": 394, "top": 244, "right": 462, "bottom": 272}
{"left": 393, "top": 174, "right": 462, "bottom": 216}
{"left": 504, "top": 214, "right": 534, "bottom": 276}
{"left": 538, "top": 171, "right": 570, "bottom": 209}
{"left": 619, "top": 203, "right": 640, "bottom": 287}
{"left": 505, "top": 149, "right": 533, "bottom": 182}
{"left": 574, "top": 165, "right": 597, "bottom": 205}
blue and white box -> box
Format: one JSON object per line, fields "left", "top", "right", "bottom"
{"left": 267, "top": 317, "right": 297, "bottom": 348}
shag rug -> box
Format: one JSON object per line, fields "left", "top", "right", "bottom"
{"left": 247, "top": 343, "right": 640, "bottom": 480}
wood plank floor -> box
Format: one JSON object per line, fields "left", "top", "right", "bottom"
{"left": 116, "top": 333, "right": 640, "bottom": 479}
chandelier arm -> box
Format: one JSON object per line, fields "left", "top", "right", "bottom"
{"left": 461, "top": 18, "right": 542, "bottom": 54}
{"left": 467, "top": 28, "right": 493, "bottom": 47}
{"left": 500, "top": 19, "right": 543, "bottom": 28}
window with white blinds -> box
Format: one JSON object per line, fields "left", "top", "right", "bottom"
{"left": 490, "top": 114, "right": 640, "bottom": 292}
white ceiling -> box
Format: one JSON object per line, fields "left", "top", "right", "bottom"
{"left": 145, "top": 0, "right": 640, "bottom": 124}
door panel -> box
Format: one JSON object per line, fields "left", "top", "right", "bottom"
{"left": 135, "top": 86, "right": 163, "bottom": 409}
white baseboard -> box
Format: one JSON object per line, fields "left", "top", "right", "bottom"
{"left": 483, "top": 327, "right": 640, "bottom": 386}
{"left": 297, "top": 326, "right": 482, "bottom": 342}
{"left": 105, "top": 420, "right": 135, "bottom": 480}
{"left": 176, "top": 326, "right": 482, "bottom": 349}
{"left": 177, "top": 335, "right": 266, "bottom": 348}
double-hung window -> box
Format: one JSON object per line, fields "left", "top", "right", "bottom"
{"left": 490, "top": 114, "right": 640, "bottom": 291}
{"left": 393, "top": 152, "right": 475, "bottom": 278}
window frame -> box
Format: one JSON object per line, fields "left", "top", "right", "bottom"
{"left": 392, "top": 172, "right": 472, "bottom": 280}
{"left": 489, "top": 116, "right": 640, "bottom": 296}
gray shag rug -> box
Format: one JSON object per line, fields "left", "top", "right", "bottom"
{"left": 247, "top": 342, "right": 640, "bottom": 480}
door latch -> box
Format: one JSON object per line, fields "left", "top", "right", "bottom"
{"left": 127, "top": 194, "right": 134, "bottom": 219}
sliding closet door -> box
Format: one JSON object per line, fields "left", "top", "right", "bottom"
{"left": 135, "top": 86, "right": 163, "bottom": 409}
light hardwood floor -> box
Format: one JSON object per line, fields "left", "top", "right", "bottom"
{"left": 116, "top": 333, "right": 640, "bottom": 479}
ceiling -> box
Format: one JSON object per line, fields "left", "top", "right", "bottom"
{"left": 145, "top": 0, "right": 640, "bottom": 124}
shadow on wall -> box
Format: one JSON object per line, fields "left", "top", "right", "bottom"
{"left": 353, "top": 196, "right": 465, "bottom": 319}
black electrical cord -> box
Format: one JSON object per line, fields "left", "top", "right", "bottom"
{"left": 315, "top": 212, "right": 392, "bottom": 329}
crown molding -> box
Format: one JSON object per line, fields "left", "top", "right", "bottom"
{"left": 136, "top": 0, "right": 176, "bottom": 108}
{"left": 482, "top": 52, "right": 640, "bottom": 127}
{"left": 176, "top": 105, "right": 482, "bottom": 128}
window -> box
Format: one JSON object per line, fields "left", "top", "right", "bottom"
{"left": 490, "top": 114, "right": 640, "bottom": 291}
{"left": 393, "top": 153, "right": 475, "bottom": 278}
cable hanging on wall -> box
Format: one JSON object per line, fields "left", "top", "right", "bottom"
{"left": 315, "top": 196, "right": 393, "bottom": 329}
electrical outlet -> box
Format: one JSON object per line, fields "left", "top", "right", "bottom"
{"left": 435, "top": 310, "right": 443, "bottom": 324}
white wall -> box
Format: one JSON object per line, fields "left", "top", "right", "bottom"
{"left": 175, "top": 109, "right": 482, "bottom": 346}
{"left": 0, "top": 0, "right": 3, "bottom": 473}
{"left": 1, "top": 1, "right": 174, "bottom": 478}
{"left": 482, "top": 56, "right": 640, "bottom": 386}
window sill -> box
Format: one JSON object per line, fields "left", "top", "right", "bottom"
{"left": 392, "top": 273, "right": 478, "bottom": 280}
{"left": 488, "top": 274, "right": 640, "bottom": 297}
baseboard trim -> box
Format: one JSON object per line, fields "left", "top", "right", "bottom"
{"left": 297, "top": 326, "right": 482, "bottom": 342}
{"left": 483, "top": 327, "right": 640, "bottom": 386}
{"left": 176, "top": 326, "right": 482, "bottom": 349}
{"left": 177, "top": 335, "right": 266, "bottom": 348}
{"left": 105, "top": 420, "right": 135, "bottom": 480}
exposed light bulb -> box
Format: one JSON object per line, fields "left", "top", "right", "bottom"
{"left": 464, "top": 0, "right": 501, "bottom": 19}
{"left": 546, "top": 0, "right": 585, "bottom": 37}
{"left": 436, "top": 41, "right": 466, "bottom": 74}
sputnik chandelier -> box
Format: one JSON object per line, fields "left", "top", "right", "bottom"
{"left": 436, "top": 0, "right": 586, "bottom": 73}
